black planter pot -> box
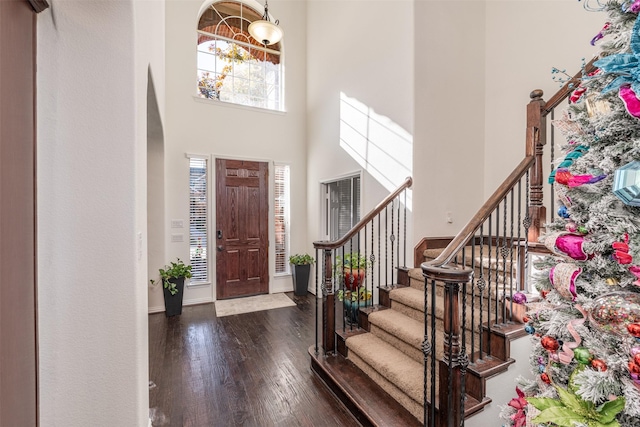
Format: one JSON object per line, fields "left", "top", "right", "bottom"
{"left": 162, "top": 277, "right": 185, "bottom": 317}
{"left": 292, "top": 264, "right": 311, "bottom": 296}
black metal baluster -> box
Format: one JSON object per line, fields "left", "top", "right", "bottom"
{"left": 550, "top": 108, "right": 555, "bottom": 220}
{"left": 364, "top": 225, "right": 368, "bottom": 311}
{"left": 315, "top": 248, "right": 319, "bottom": 355}
{"left": 494, "top": 203, "right": 501, "bottom": 327}
{"left": 501, "top": 197, "right": 508, "bottom": 325}
{"left": 403, "top": 189, "right": 407, "bottom": 267}
{"left": 517, "top": 180, "right": 522, "bottom": 292}
{"left": 486, "top": 215, "right": 493, "bottom": 358}
{"left": 476, "top": 225, "right": 485, "bottom": 362}
{"left": 470, "top": 236, "right": 476, "bottom": 363}
{"left": 422, "top": 272, "right": 431, "bottom": 427}
{"left": 378, "top": 214, "right": 381, "bottom": 292}
{"left": 524, "top": 172, "right": 531, "bottom": 293}
{"left": 509, "top": 189, "right": 515, "bottom": 322}
{"left": 385, "top": 206, "right": 389, "bottom": 287}
{"left": 391, "top": 200, "right": 395, "bottom": 286}
{"left": 396, "top": 194, "right": 400, "bottom": 273}
{"left": 371, "top": 219, "right": 376, "bottom": 302}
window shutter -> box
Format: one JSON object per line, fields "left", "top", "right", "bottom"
{"left": 189, "top": 157, "right": 208, "bottom": 283}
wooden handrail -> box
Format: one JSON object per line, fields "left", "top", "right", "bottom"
{"left": 424, "top": 156, "right": 535, "bottom": 268}
{"left": 313, "top": 176, "right": 413, "bottom": 250}
{"left": 542, "top": 57, "right": 598, "bottom": 116}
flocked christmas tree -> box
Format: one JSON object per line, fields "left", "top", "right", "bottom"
{"left": 501, "top": 1, "right": 640, "bottom": 426}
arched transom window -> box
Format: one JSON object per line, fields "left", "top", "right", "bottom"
{"left": 197, "top": 1, "right": 283, "bottom": 111}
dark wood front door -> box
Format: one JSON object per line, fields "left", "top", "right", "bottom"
{"left": 0, "top": 0, "right": 39, "bottom": 425}
{"left": 216, "top": 159, "right": 269, "bottom": 299}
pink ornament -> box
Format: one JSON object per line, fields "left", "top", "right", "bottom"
{"left": 544, "top": 232, "right": 590, "bottom": 261}
{"left": 512, "top": 292, "right": 527, "bottom": 304}
{"left": 566, "top": 222, "right": 577, "bottom": 233}
{"left": 549, "top": 263, "right": 580, "bottom": 301}
{"left": 620, "top": 85, "right": 640, "bottom": 119}
{"left": 629, "top": 0, "right": 640, "bottom": 14}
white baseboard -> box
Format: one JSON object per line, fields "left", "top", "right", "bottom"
{"left": 184, "top": 296, "right": 214, "bottom": 306}
{"left": 270, "top": 282, "right": 294, "bottom": 294}
{"left": 148, "top": 305, "right": 165, "bottom": 314}
{"left": 148, "top": 297, "right": 213, "bottom": 314}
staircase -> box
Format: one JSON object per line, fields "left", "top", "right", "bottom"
{"left": 310, "top": 65, "right": 592, "bottom": 425}
{"left": 310, "top": 244, "right": 524, "bottom": 426}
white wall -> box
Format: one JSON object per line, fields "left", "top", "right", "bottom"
{"left": 466, "top": 335, "right": 533, "bottom": 426}
{"left": 306, "top": 0, "right": 415, "bottom": 257}
{"left": 484, "top": 1, "right": 606, "bottom": 196}
{"left": 413, "top": 1, "right": 486, "bottom": 241}
{"left": 154, "top": 0, "right": 308, "bottom": 310}
{"left": 412, "top": 1, "right": 605, "bottom": 244}
{"left": 37, "top": 0, "right": 162, "bottom": 424}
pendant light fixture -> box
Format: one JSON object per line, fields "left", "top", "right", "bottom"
{"left": 248, "top": 0, "right": 283, "bottom": 46}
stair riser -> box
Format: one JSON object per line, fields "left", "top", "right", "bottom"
{"left": 390, "top": 296, "right": 510, "bottom": 335}
{"left": 348, "top": 352, "right": 426, "bottom": 423}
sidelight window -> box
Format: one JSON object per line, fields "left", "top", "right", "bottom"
{"left": 274, "top": 164, "right": 290, "bottom": 274}
{"left": 189, "top": 157, "right": 208, "bottom": 283}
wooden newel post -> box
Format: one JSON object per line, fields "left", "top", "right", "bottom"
{"left": 526, "top": 89, "right": 547, "bottom": 243}
{"left": 322, "top": 249, "right": 335, "bottom": 355}
{"left": 423, "top": 265, "right": 473, "bottom": 427}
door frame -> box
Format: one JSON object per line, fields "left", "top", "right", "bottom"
{"left": 212, "top": 155, "right": 275, "bottom": 301}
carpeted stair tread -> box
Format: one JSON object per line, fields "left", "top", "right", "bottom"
{"left": 368, "top": 309, "right": 424, "bottom": 352}
{"left": 367, "top": 309, "right": 425, "bottom": 362}
{"left": 346, "top": 333, "right": 424, "bottom": 406}
{"left": 389, "top": 287, "right": 424, "bottom": 311}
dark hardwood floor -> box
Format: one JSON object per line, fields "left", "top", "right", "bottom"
{"left": 149, "top": 292, "right": 360, "bottom": 427}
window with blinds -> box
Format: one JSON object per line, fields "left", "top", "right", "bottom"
{"left": 189, "top": 157, "right": 208, "bottom": 283}
{"left": 326, "top": 175, "right": 361, "bottom": 242}
{"left": 275, "top": 164, "right": 290, "bottom": 274}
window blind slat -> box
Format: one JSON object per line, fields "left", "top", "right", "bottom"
{"left": 189, "top": 158, "right": 208, "bottom": 283}
{"left": 274, "top": 165, "right": 289, "bottom": 274}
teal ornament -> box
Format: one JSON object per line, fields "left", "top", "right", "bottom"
{"left": 548, "top": 145, "right": 589, "bottom": 184}
{"left": 573, "top": 347, "right": 593, "bottom": 364}
{"left": 593, "top": 14, "right": 640, "bottom": 95}
{"left": 538, "top": 365, "right": 546, "bottom": 373}
{"left": 525, "top": 325, "right": 535, "bottom": 334}
{"left": 613, "top": 161, "right": 640, "bottom": 206}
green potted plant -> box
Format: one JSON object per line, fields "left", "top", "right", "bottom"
{"left": 289, "top": 253, "right": 315, "bottom": 296}
{"left": 150, "top": 258, "right": 192, "bottom": 317}
{"left": 337, "top": 286, "right": 372, "bottom": 325}
{"left": 335, "top": 252, "right": 370, "bottom": 291}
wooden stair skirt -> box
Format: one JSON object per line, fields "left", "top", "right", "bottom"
{"left": 310, "top": 269, "right": 524, "bottom": 426}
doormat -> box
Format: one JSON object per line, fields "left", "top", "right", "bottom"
{"left": 215, "top": 293, "right": 296, "bottom": 317}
